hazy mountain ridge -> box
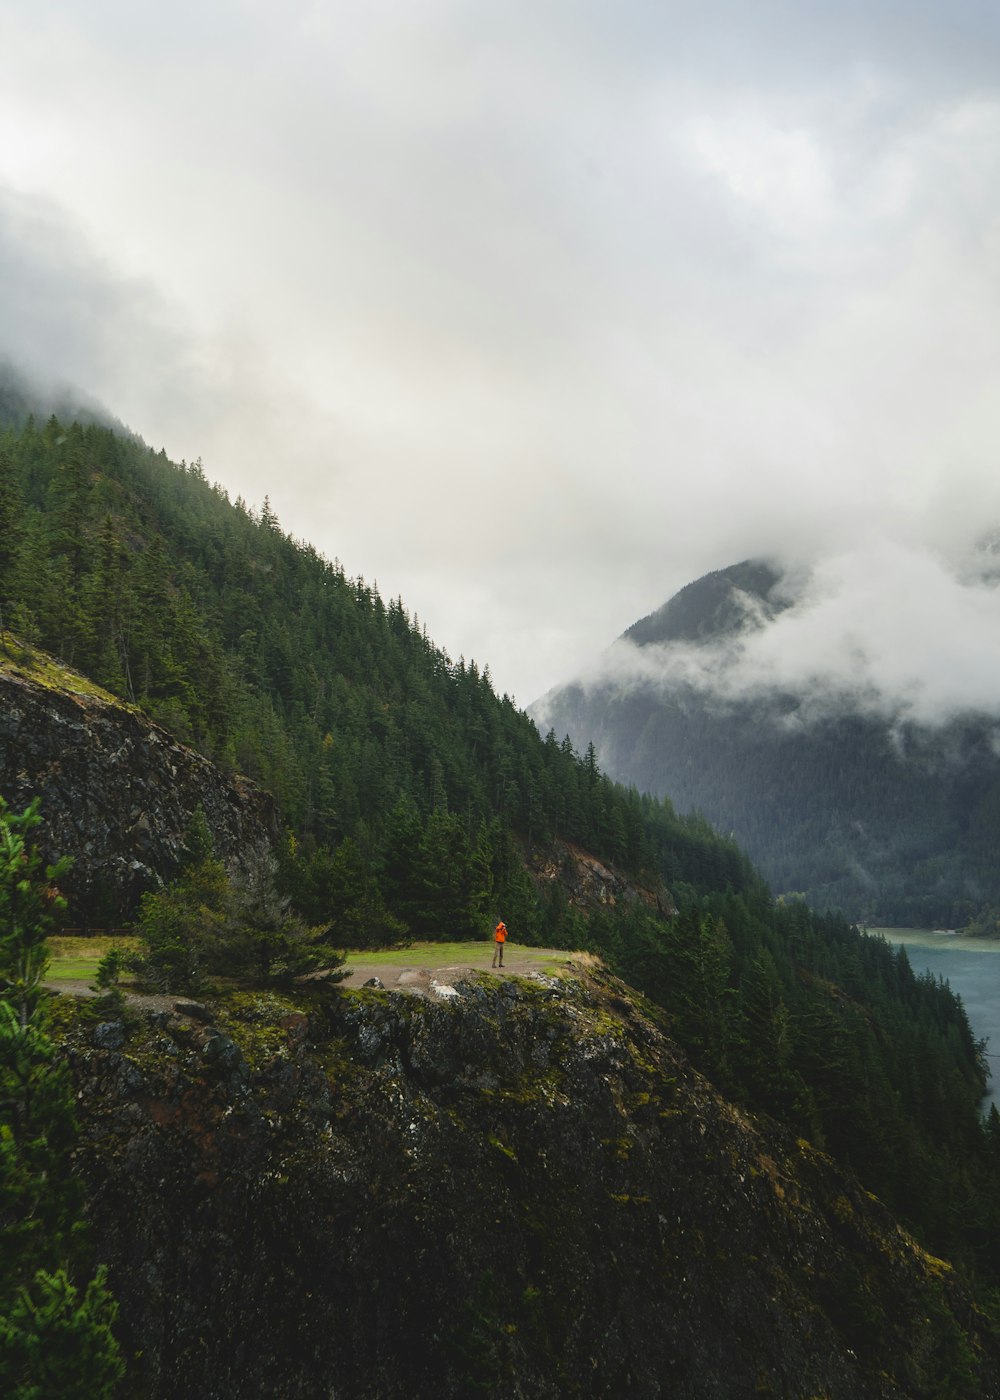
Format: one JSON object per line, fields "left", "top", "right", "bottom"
{"left": 623, "top": 558, "right": 789, "bottom": 648}
{"left": 0, "top": 359, "right": 120, "bottom": 435}
{"left": 535, "top": 559, "right": 1000, "bottom": 925}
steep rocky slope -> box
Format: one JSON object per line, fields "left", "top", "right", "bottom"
{"left": 58, "top": 968, "right": 1000, "bottom": 1399}
{"left": 0, "top": 643, "right": 278, "bottom": 921}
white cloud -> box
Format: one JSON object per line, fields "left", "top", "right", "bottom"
{"left": 2, "top": 2, "right": 1000, "bottom": 704}
{"left": 569, "top": 535, "right": 1000, "bottom": 729}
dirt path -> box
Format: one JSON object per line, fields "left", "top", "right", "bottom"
{"left": 49, "top": 980, "right": 185, "bottom": 1014}
{"left": 337, "top": 945, "right": 588, "bottom": 1002}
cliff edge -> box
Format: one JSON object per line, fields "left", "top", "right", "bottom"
{"left": 58, "top": 966, "right": 1000, "bottom": 1399}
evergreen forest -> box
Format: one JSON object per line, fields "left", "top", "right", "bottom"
{"left": 4, "top": 407, "right": 1000, "bottom": 1316}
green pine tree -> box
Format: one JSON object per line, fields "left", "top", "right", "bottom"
{"left": 0, "top": 797, "right": 123, "bottom": 1396}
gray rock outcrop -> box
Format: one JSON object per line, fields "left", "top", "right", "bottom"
{"left": 0, "top": 659, "right": 278, "bottom": 922}
{"left": 530, "top": 838, "right": 677, "bottom": 917}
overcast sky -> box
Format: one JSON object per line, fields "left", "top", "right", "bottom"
{"left": 3, "top": 1, "right": 1000, "bottom": 709}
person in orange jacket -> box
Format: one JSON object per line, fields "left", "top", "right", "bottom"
{"left": 492, "top": 920, "right": 507, "bottom": 969}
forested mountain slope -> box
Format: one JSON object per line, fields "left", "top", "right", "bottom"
{"left": 5, "top": 407, "right": 1000, "bottom": 1316}
{"left": 535, "top": 559, "right": 1000, "bottom": 927}
{"left": 0, "top": 413, "right": 755, "bottom": 941}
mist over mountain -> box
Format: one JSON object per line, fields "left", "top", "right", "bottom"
{"left": 533, "top": 554, "right": 1000, "bottom": 926}
{"left": 0, "top": 358, "right": 119, "bottom": 435}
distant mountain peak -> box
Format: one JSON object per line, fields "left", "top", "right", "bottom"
{"left": 623, "top": 558, "right": 789, "bottom": 649}
{"left": 539, "top": 555, "right": 1000, "bottom": 925}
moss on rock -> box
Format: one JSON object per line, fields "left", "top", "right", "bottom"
{"left": 56, "top": 969, "right": 1000, "bottom": 1399}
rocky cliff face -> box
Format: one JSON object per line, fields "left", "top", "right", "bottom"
{"left": 58, "top": 968, "right": 1000, "bottom": 1400}
{"left": 0, "top": 648, "right": 278, "bottom": 922}
{"left": 529, "top": 839, "right": 677, "bottom": 917}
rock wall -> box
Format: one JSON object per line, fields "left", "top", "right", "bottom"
{"left": 530, "top": 839, "right": 677, "bottom": 917}
{"left": 61, "top": 970, "right": 1000, "bottom": 1399}
{"left": 0, "top": 661, "right": 278, "bottom": 922}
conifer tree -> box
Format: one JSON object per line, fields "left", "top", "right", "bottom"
{"left": 0, "top": 447, "right": 21, "bottom": 626}
{"left": 0, "top": 798, "right": 123, "bottom": 1396}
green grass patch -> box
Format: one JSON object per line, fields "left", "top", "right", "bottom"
{"left": 339, "top": 941, "right": 585, "bottom": 977}
{"left": 340, "top": 940, "right": 489, "bottom": 966}
{"left": 45, "top": 936, "right": 140, "bottom": 983}
{"left": 1, "top": 631, "right": 124, "bottom": 703}
{"left": 42, "top": 935, "right": 584, "bottom": 986}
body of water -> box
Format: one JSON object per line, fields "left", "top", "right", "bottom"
{"left": 871, "top": 928, "right": 1000, "bottom": 1113}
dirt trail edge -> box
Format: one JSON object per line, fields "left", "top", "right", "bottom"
{"left": 337, "top": 946, "right": 594, "bottom": 1003}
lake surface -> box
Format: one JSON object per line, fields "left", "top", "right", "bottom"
{"left": 871, "top": 928, "right": 1000, "bottom": 1112}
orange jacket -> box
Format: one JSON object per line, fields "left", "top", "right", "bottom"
{"left": 494, "top": 922, "right": 507, "bottom": 943}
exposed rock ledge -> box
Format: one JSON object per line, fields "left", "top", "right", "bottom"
{"left": 59, "top": 968, "right": 1000, "bottom": 1399}
{"left": 530, "top": 839, "right": 677, "bottom": 917}
{"left": 0, "top": 654, "right": 277, "bottom": 922}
